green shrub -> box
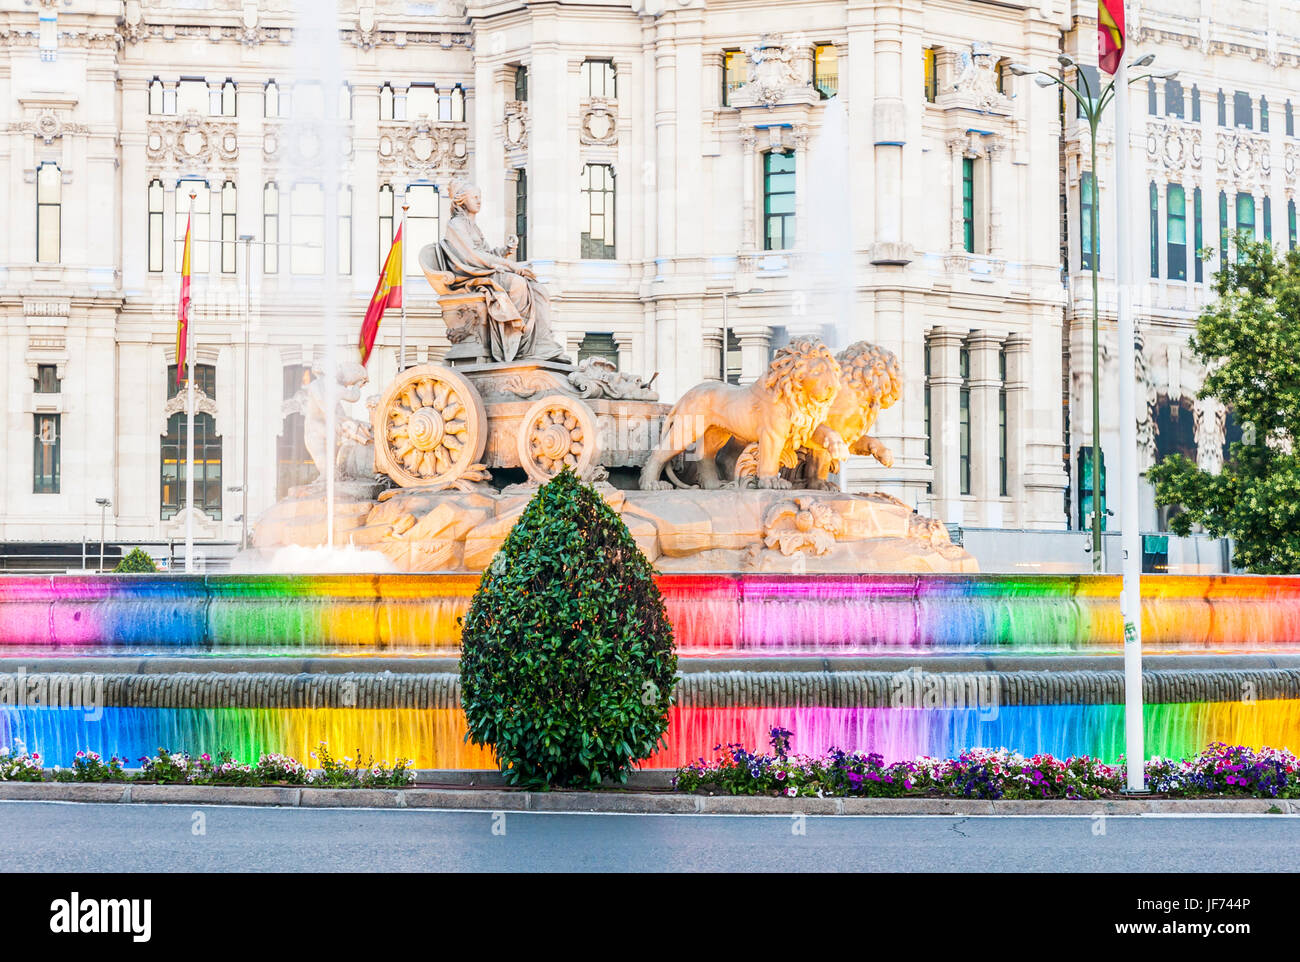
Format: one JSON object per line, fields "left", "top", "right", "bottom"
{"left": 114, "top": 548, "right": 158, "bottom": 573}
{"left": 459, "top": 468, "right": 677, "bottom": 788}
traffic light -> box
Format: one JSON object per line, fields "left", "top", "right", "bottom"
{"left": 1077, "top": 445, "right": 1107, "bottom": 531}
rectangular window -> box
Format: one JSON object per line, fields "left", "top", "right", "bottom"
{"left": 1263, "top": 196, "right": 1272, "bottom": 243}
{"left": 1149, "top": 182, "right": 1160, "bottom": 278}
{"left": 1217, "top": 89, "right": 1227, "bottom": 126}
{"left": 581, "top": 163, "right": 617, "bottom": 258}
{"left": 166, "top": 363, "right": 215, "bottom": 400}
{"left": 813, "top": 44, "right": 838, "bottom": 100}
{"left": 722, "top": 50, "right": 746, "bottom": 106}
{"left": 514, "top": 65, "right": 529, "bottom": 102}
{"left": 1219, "top": 190, "right": 1228, "bottom": 271}
{"left": 1194, "top": 187, "right": 1203, "bottom": 282}
{"left": 578, "top": 332, "right": 618, "bottom": 368}
{"left": 405, "top": 183, "right": 440, "bottom": 276}
{"left": 34, "top": 364, "right": 60, "bottom": 394}
{"left": 263, "top": 182, "right": 279, "bottom": 274}
{"left": 1236, "top": 193, "right": 1256, "bottom": 246}
{"left": 33, "top": 414, "right": 60, "bottom": 494}
{"left": 175, "top": 179, "right": 210, "bottom": 273}
{"left": 148, "top": 179, "right": 165, "bottom": 273}
{"left": 959, "top": 347, "right": 971, "bottom": 496}
{"left": 998, "top": 349, "right": 1008, "bottom": 498}
{"left": 1233, "top": 90, "right": 1252, "bottom": 129}
{"left": 1166, "top": 183, "right": 1186, "bottom": 281}
{"left": 923, "top": 343, "right": 932, "bottom": 466}
{"left": 1165, "top": 79, "right": 1184, "bottom": 119}
{"left": 514, "top": 169, "right": 528, "bottom": 261}
{"left": 763, "top": 151, "right": 795, "bottom": 251}
{"left": 1191, "top": 84, "right": 1200, "bottom": 122}
{"left": 1290, "top": 199, "right": 1297, "bottom": 251}
{"left": 1080, "top": 171, "right": 1098, "bottom": 271}
{"left": 221, "top": 181, "right": 237, "bottom": 274}
{"left": 36, "top": 162, "right": 60, "bottom": 264}
{"left": 923, "top": 48, "right": 937, "bottom": 103}
{"left": 1261, "top": 96, "right": 1270, "bottom": 133}
{"left": 379, "top": 183, "right": 394, "bottom": 261}
{"left": 581, "top": 59, "right": 617, "bottom": 99}
{"left": 1076, "top": 64, "right": 1101, "bottom": 119}
{"left": 338, "top": 186, "right": 352, "bottom": 276}
{"left": 176, "top": 78, "right": 208, "bottom": 115}
{"left": 962, "top": 157, "right": 975, "bottom": 253}
{"left": 1147, "top": 77, "right": 1157, "bottom": 114}
{"left": 407, "top": 84, "right": 437, "bottom": 119}
{"left": 1288, "top": 100, "right": 1295, "bottom": 137}
{"left": 160, "top": 412, "right": 221, "bottom": 521}
{"left": 290, "top": 182, "right": 323, "bottom": 275}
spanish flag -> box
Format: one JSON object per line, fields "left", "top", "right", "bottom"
{"left": 1099, "top": 0, "right": 1126, "bottom": 75}
{"left": 176, "top": 211, "right": 192, "bottom": 385}
{"left": 360, "top": 224, "right": 403, "bottom": 366}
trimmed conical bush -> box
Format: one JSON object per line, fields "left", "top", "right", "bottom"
{"left": 459, "top": 468, "right": 677, "bottom": 788}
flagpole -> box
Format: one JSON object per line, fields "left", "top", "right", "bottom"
{"left": 1114, "top": 47, "right": 1146, "bottom": 793}
{"left": 399, "top": 201, "right": 409, "bottom": 371}
{"left": 184, "top": 190, "right": 197, "bottom": 574}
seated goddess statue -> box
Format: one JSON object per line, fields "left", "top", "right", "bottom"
{"left": 434, "top": 179, "right": 569, "bottom": 365}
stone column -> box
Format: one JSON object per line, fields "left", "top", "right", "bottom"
{"left": 869, "top": 0, "right": 908, "bottom": 264}
{"left": 736, "top": 328, "right": 771, "bottom": 384}
{"left": 1003, "top": 333, "right": 1031, "bottom": 527}
{"left": 740, "top": 127, "right": 757, "bottom": 250}
{"left": 967, "top": 331, "right": 1003, "bottom": 526}
{"left": 947, "top": 137, "right": 966, "bottom": 252}
{"left": 701, "top": 330, "right": 723, "bottom": 382}
{"left": 928, "top": 327, "right": 964, "bottom": 524}
{"left": 987, "top": 139, "right": 1006, "bottom": 256}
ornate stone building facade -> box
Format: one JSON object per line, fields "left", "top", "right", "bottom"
{"left": 0, "top": 0, "right": 1289, "bottom": 553}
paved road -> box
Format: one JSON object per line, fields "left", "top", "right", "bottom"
{"left": 1, "top": 802, "right": 1297, "bottom": 872}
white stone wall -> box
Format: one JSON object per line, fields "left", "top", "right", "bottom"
{"left": 0, "top": 0, "right": 1289, "bottom": 547}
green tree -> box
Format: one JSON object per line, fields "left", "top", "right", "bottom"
{"left": 459, "top": 468, "right": 677, "bottom": 788}
{"left": 1149, "top": 239, "right": 1300, "bottom": 573}
{"left": 113, "top": 547, "right": 159, "bottom": 573}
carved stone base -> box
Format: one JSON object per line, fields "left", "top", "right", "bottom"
{"left": 247, "top": 486, "right": 978, "bottom": 574}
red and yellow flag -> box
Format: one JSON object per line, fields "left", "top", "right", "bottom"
{"left": 359, "top": 224, "right": 404, "bottom": 366}
{"left": 1099, "top": 0, "right": 1126, "bottom": 75}
{"left": 176, "top": 212, "right": 192, "bottom": 385}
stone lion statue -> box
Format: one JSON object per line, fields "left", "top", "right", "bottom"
{"left": 795, "top": 340, "right": 902, "bottom": 489}
{"left": 640, "top": 337, "right": 848, "bottom": 490}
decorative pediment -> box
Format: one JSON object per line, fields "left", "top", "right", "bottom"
{"left": 1145, "top": 120, "right": 1202, "bottom": 174}
{"left": 7, "top": 108, "right": 90, "bottom": 145}
{"left": 146, "top": 110, "right": 239, "bottom": 168}
{"left": 729, "top": 34, "right": 818, "bottom": 110}
{"left": 377, "top": 120, "right": 467, "bottom": 176}
{"left": 163, "top": 389, "right": 218, "bottom": 426}
{"left": 580, "top": 98, "right": 617, "bottom": 146}
{"left": 1216, "top": 130, "right": 1270, "bottom": 190}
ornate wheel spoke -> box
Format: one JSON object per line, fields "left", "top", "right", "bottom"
{"left": 372, "top": 364, "right": 487, "bottom": 487}
{"left": 517, "top": 395, "right": 601, "bottom": 483}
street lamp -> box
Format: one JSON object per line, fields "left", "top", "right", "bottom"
{"left": 94, "top": 497, "right": 111, "bottom": 572}
{"left": 1007, "top": 56, "right": 1177, "bottom": 572}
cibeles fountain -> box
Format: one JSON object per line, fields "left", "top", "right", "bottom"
{"left": 249, "top": 180, "right": 974, "bottom": 574}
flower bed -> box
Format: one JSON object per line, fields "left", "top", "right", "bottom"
{"left": 671, "top": 729, "right": 1300, "bottom": 800}
{"left": 0, "top": 743, "right": 414, "bottom": 789}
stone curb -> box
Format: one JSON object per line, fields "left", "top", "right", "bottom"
{"left": 0, "top": 781, "right": 1295, "bottom": 815}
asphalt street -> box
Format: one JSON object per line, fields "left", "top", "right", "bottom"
{"left": 1, "top": 802, "right": 1296, "bottom": 872}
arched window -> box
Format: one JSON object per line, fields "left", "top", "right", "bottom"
{"left": 404, "top": 183, "right": 439, "bottom": 275}
{"left": 278, "top": 364, "right": 314, "bottom": 498}
{"left": 263, "top": 182, "right": 279, "bottom": 274}
{"left": 148, "top": 77, "right": 164, "bottom": 114}
{"left": 148, "top": 178, "right": 165, "bottom": 273}
{"left": 446, "top": 84, "right": 466, "bottom": 122}
{"left": 161, "top": 411, "right": 222, "bottom": 520}
{"left": 221, "top": 78, "right": 237, "bottom": 117}
{"left": 175, "top": 178, "right": 210, "bottom": 273}
{"left": 380, "top": 82, "right": 395, "bottom": 120}
{"left": 378, "top": 183, "right": 395, "bottom": 258}
{"left": 36, "top": 162, "right": 61, "bottom": 264}
{"left": 264, "top": 79, "right": 280, "bottom": 118}
{"left": 1190, "top": 83, "right": 1200, "bottom": 122}
{"left": 1147, "top": 77, "right": 1157, "bottom": 114}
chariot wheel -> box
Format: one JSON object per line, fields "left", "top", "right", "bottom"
{"left": 517, "top": 394, "right": 601, "bottom": 483}
{"left": 373, "top": 364, "right": 487, "bottom": 487}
